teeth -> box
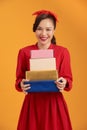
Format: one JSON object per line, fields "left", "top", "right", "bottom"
{"left": 41, "top": 38, "right": 47, "bottom": 40}
{"left": 40, "top": 37, "right": 47, "bottom": 40}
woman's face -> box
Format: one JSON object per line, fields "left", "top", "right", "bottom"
{"left": 35, "top": 18, "right": 55, "bottom": 47}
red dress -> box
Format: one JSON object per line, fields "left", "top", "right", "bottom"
{"left": 15, "top": 43, "right": 73, "bottom": 130}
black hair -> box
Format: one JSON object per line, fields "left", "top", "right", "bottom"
{"left": 33, "top": 13, "right": 56, "bottom": 44}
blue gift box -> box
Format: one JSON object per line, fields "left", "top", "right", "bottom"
{"left": 24, "top": 80, "right": 59, "bottom": 92}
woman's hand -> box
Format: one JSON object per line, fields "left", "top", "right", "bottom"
{"left": 20, "top": 79, "right": 31, "bottom": 94}
{"left": 55, "top": 77, "right": 67, "bottom": 92}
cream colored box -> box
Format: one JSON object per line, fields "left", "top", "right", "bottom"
{"left": 30, "top": 58, "right": 56, "bottom": 71}
{"left": 26, "top": 70, "right": 58, "bottom": 81}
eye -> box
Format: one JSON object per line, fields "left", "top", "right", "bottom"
{"left": 36, "top": 27, "right": 42, "bottom": 30}
{"left": 46, "top": 28, "right": 52, "bottom": 31}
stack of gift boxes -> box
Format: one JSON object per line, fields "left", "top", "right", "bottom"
{"left": 25, "top": 49, "right": 59, "bottom": 92}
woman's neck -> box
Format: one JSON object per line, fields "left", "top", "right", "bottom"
{"left": 37, "top": 42, "right": 51, "bottom": 49}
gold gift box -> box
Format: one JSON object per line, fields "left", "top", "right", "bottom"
{"left": 26, "top": 70, "right": 58, "bottom": 81}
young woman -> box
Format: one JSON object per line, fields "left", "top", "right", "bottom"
{"left": 15, "top": 10, "right": 73, "bottom": 130}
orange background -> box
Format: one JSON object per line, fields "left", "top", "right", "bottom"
{"left": 0, "top": 0, "right": 87, "bottom": 130}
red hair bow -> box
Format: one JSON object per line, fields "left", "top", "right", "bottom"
{"left": 32, "top": 10, "right": 58, "bottom": 22}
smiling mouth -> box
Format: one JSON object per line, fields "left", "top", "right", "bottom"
{"left": 40, "top": 37, "right": 48, "bottom": 41}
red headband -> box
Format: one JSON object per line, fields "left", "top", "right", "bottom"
{"left": 32, "top": 10, "right": 58, "bottom": 22}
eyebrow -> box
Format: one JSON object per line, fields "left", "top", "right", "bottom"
{"left": 37, "top": 26, "right": 53, "bottom": 29}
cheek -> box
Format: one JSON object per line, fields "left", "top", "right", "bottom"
{"left": 50, "top": 30, "right": 54, "bottom": 35}
{"left": 49, "top": 32, "right": 54, "bottom": 38}
{"left": 35, "top": 30, "right": 41, "bottom": 34}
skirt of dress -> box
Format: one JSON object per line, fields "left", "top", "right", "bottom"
{"left": 17, "top": 92, "right": 72, "bottom": 130}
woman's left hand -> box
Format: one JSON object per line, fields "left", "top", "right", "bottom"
{"left": 55, "top": 77, "right": 67, "bottom": 92}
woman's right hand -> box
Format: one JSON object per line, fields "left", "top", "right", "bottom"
{"left": 20, "top": 79, "right": 31, "bottom": 94}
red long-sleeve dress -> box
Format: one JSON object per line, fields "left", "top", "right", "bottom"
{"left": 15, "top": 43, "right": 73, "bottom": 130}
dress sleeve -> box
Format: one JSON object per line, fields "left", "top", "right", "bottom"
{"left": 15, "top": 49, "right": 26, "bottom": 92}
{"left": 59, "top": 48, "right": 73, "bottom": 91}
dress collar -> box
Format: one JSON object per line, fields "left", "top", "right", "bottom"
{"left": 35, "top": 43, "right": 55, "bottom": 50}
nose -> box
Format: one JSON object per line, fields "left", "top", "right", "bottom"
{"left": 41, "top": 29, "right": 46, "bottom": 35}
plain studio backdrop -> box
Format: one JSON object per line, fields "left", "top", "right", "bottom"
{"left": 0, "top": 0, "right": 87, "bottom": 130}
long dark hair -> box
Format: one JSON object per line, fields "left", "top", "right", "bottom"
{"left": 33, "top": 13, "right": 56, "bottom": 44}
